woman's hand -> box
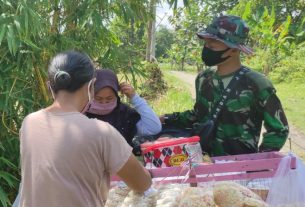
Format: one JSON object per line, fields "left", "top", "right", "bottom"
{"left": 120, "top": 82, "right": 136, "bottom": 99}
{"left": 117, "top": 154, "right": 152, "bottom": 193}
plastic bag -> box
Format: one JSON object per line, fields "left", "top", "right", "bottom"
{"left": 266, "top": 153, "right": 305, "bottom": 207}
{"left": 12, "top": 184, "right": 21, "bottom": 207}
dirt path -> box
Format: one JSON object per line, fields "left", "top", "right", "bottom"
{"left": 170, "top": 71, "right": 196, "bottom": 99}
{"left": 170, "top": 70, "right": 305, "bottom": 160}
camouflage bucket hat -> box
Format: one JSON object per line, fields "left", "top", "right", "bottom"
{"left": 197, "top": 15, "right": 253, "bottom": 55}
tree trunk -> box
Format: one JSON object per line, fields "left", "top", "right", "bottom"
{"left": 146, "top": 0, "right": 156, "bottom": 62}
{"left": 196, "top": 63, "right": 202, "bottom": 72}
{"left": 146, "top": 22, "right": 152, "bottom": 61}
{"left": 181, "top": 58, "right": 185, "bottom": 71}
{"left": 181, "top": 45, "right": 187, "bottom": 71}
{"left": 151, "top": 17, "right": 156, "bottom": 59}
{"left": 51, "top": 0, "right": 60, "bottom": 34}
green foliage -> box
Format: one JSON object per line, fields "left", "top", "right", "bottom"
{"left": 155, "top": 26, "right": 175, "bottom": 59}
{"left": 231, "top": 1, "right": 293, "bottom": 49}
{"left": 0, "top": 138, "right": 19, "bottom": 207}
{"left": 230, "top": 2, "right": 292, "bottom": 74}
{"left": 99, "top": 17, "right": 147, "bottom": 92}
{"left": 199, "top": 0, "right": 238, "bottom": 15}
{"left": 0, "top": 0, "right": 149, "bottom": 205}
{"left": 166, "top": 0, "right": 190, "bottom": 10}
{"left": 230, "top": 0, "right": 305, "bottom": 79}
{"left": 167, "top": 0, "right": 208, "bottom": 71}
{"left": 233, "top": 0, "right": 304, "bottom": 28}
{"left": 164, "top": 0, "right": 242, "bottom": 71}
{"left": 269, "top": 45, "right": 305, "bottom": 83}
{"left": 139, "top": 62, "right": 168, "bottom": 100}
{"left": 163, "top": 0, "right": 304, "bottom": 81}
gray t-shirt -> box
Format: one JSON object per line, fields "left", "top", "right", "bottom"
{"left": 19, "top": 109, "right": 132, "bottom": 207}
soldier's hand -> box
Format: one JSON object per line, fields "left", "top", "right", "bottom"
{"left": 159, "top": 115, "right": 165, "bottom": 124}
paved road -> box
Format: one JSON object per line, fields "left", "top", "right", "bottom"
{"left": 170, "top": 70, "right": 305, "bottom": 160}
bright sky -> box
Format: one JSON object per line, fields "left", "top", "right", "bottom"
{"left": 156, "top": 0, "right": 184, "bottom": 29}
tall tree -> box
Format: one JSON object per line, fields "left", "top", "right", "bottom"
{"left": 146, "top": 0, "right": 190, "bottom": 62}
{"left": 167, "top": 0, "right": 211, "bottom": 70}
{"left": 146, "top": 0, "right": 157, "bottom": 61}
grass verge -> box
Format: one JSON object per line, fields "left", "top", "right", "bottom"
{"left": 149, "top": 71, "right": 194, "bottom": 115}
{"left": 275, "top": 82, "right": 305, "bottom": 133}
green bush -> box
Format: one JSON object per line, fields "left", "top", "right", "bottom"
{"left": 243, "top": 44, "right": 305, "bottom": 84}
{"left": 243, "top": 47, "right": 286, "bottom": 74}
{"left": 269, "top": 45, "right": 305, "bottom": 83}
{"left": 243, "top": 49, "right": 271, "bottom": 73}
{"left": 139, "top": 62, "right": 168, "bottom": 100}
{"left": 0, "top": 138, "right": 19, "bottom": 207}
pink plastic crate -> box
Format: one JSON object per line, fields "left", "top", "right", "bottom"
{"left": 140, "top": 136, "right": 200, "bottom": 168}
{"left": 111, "top": 152, "right": 296, "bottom": 185}
{"left": 148, "top": 151, "right": 296, "bottom": 185}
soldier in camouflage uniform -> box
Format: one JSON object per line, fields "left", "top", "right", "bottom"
{"left": 160, "top": 15, "right": 289, "bottom": 156}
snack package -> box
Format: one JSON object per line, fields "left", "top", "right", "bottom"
{"left": 141, "top": 136, "right": 201, "bottom": 168}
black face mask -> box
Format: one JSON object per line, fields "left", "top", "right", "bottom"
{"left": 201, "top": 46, "right": 231, "bottom": 66}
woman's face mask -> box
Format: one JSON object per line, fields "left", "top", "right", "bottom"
{"left": 201, "top": 45, "right": 231, "bottom": 66}
{"left": 81, "top": 79, "right": 95, "bottom": 114}
{"left": 87, "top": 98, "right": 117, "bottom": 115}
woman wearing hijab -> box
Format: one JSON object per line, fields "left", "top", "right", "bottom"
{"left": 86, "top": 69, "right": 161, "bottom": 153}
{"left": 18, "top": 51, "right": 151, "bottom": 207}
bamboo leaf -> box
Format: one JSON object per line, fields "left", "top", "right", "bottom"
{"left": 242, "top": 2, "right": 251, "bottom": 20}
{"left": 269, "top": 5, "right": 275, "bottom": 28}
{"left": 262, "top": 6, "right": 269, "bottom": 20}
{"left": 121, "top": 4, "right": 128, "bottom": 23}
{"left": 173, "top": 0, "right": 178, "bottom": 10}
{"left": 22, "top": 38, "right": 41, "bottom": 50}
{"left": 3, "top": 0, "right": 13, "bottom": 8}
{"left": 0, "top": 157, "right": 17, "bottom": 169}
{"left": 0, "top": 171, "right": 17, "bottom": 188}
{"left": 6, "top": 25, "right": 13, "bottom": 54}
{"left": 0, "top": 25, "right": 6, "bottom": 45}
{"left": 25, "top": 10, "right": 29, "bottom": 36}
{"left": 296, "top": 31, "right": 304, "bottom": 37}
{"left": 0, "top": 186, "right": 8, "bottom": 207}
{"left": 14, "top": 19, "right": 21, "bottom": 34}
{"left": 279, "top": 15, "right": 291, "bottom": 41}
{"left": 6, "top": 25, "right": 19, "bottom": 55}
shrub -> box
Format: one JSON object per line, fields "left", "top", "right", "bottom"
{"left": 139, "top": 62, "right": 168, "bottom": 100}
{"left": 269, "top": 45, "right": 305, "bottom": 83}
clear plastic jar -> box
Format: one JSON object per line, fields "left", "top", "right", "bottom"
{"left": 185, "top": 142, "right": 203, "bottom": 163}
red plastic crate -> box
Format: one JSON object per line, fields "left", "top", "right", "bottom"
{"left": 140, "top": 136, "right": 200, "bottom": 168}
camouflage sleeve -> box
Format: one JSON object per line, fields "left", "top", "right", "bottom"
{"left": 258, "top": 89, "right": 289, "bottom": 151}
{"left": 164, "top": 110, "right": 197, "bottom": 128}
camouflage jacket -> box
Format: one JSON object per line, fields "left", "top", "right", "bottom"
{"left": 165, "top": 67, "right": 289, "bottom": 156}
